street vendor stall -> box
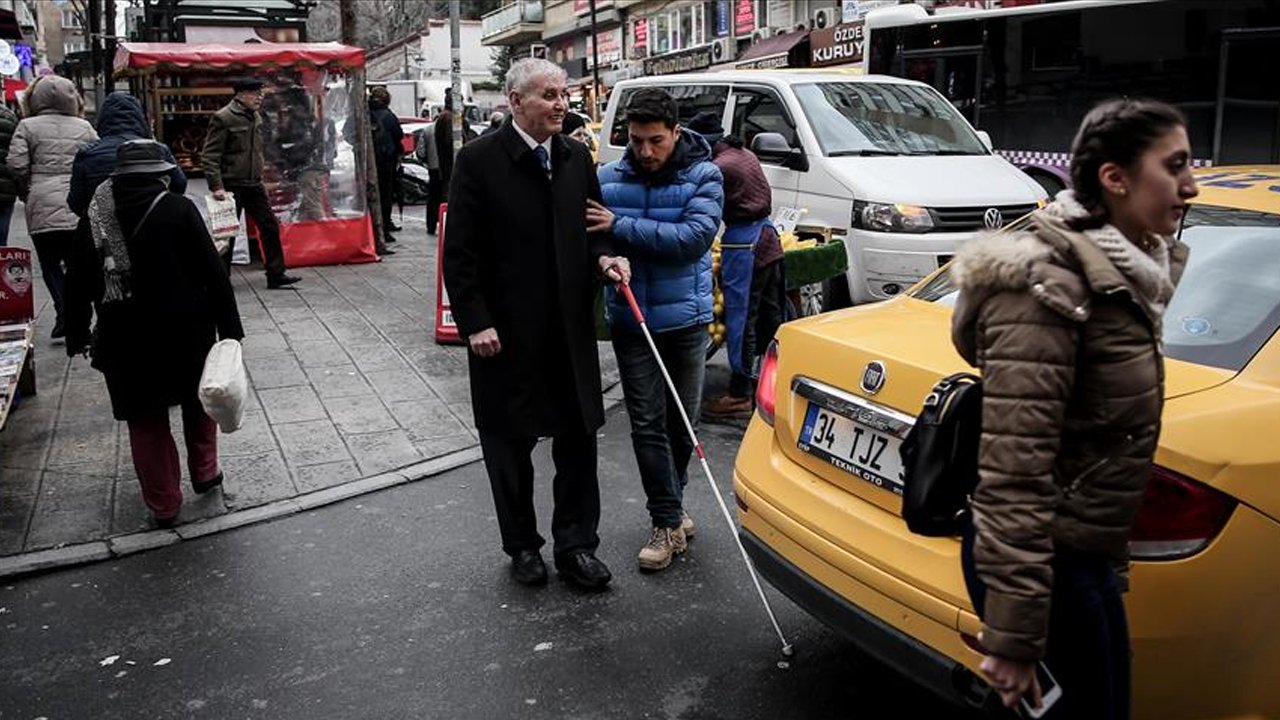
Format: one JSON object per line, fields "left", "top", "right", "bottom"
{"left": 114, "top": 42, "right": 378, "bottom": 267}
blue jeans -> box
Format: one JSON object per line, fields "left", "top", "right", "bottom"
{"left": 962, "top": 523, "right": 1131, "bottom": 720}
{"left": 612, "top": 323, "right": 707, "bottom": 529}
{"left": 0, "top": 197, "right": 14, "bottom": 246}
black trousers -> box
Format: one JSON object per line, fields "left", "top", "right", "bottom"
{"left": 31, "top": 229, "right": 75, "bottom": 321}
{"left": 426, "top": 168, "right": 444, "bottom": 234}
{"left": 963, "top": 524, "right": 1131, "bottom": 720}
{"left": 377, "top": 162, "right": 396, "bottom": 240}
{"left": 478, "top": 430, "right": 600, "bottom": 560}
{"left": 226, "top": 183, "right": 286, "bottom": 277}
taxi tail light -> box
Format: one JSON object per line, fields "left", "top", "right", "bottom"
{"left": 1129, "top": 465, "right": 1236, "bottom": 560}
{"left": 755, "top": 340, "right": 779, "bottom": 426}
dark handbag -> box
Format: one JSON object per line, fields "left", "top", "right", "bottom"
{"left": 899, "top": 373, "right": 983, "bottom": 537}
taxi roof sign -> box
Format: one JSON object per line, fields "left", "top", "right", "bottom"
{"left": 1192, "top": 166, "right": 1280, "bottom": 216}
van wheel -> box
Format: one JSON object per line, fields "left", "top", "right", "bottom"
{"left": 821, "top": 275, "right": 851, "bottom": 311}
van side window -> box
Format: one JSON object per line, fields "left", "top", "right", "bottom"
{"left": 609, "top": 85, "right": 729, "bottom": 147}
{"left": 731, "top": 88, "right": 800, "bottom": 159}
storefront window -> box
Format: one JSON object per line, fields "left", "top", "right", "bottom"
{"left": 652, "top": 12, "right": 670, "bottom": 55}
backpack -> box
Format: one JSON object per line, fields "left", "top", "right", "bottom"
{"left": 899, "top": 373, "right": 983, "bottom": 537}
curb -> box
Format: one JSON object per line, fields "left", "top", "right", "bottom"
{"left": 0, "top": 445, "right": 484, "bottom": 582}
{"left": 0, "top": 379, "right": 624, "bottom": 582}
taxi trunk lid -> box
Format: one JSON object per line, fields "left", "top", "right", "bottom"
{"left": 771, "top": 297, "right": 1233, "bottom": 517}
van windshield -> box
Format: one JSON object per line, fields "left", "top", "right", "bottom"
{"left": 794, "top": 82, "right": 988, "bottom": 157}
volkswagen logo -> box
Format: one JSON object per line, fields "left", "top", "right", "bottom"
{"left": 860, "top": 361, "right": 887, "bottom": 395}
{"left": 983, "top": 207, "right": 1005, "bottom": 229}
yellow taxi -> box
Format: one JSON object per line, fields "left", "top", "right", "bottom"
{"left": 734, "top": 167, "right": 1280, "bottom": 719}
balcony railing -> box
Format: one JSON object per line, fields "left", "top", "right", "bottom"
{"left": 482, "top": 0, "right": 545, "bottom": 40}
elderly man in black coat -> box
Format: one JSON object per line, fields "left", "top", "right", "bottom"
{"left": 444, "top": 58, "right": 629, "bottom": 590}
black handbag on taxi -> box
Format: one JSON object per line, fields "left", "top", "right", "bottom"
{"left": 899, "top": 373, "right": 982, "bottom": 537}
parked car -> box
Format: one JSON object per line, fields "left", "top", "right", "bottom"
{"left": 599, "top": 71, "right": 1047, "bottom": 307}
{"left": 732, "top": 166, "right": 1280, "bottom": 720}
{"left": 399, "top": 116, "right": 431, "bottom": 156}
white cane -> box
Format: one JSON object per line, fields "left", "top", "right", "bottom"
{"left": 618, "top": 282, "right": 794, "bottom": 658}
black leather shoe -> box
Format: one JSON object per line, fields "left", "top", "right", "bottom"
{"left": 555, "top": 551, "right": 612, "bottom": 591}
{"left": 267, "top": 274, "right": 302, "bottom": 289}
{"left": 511, "top": 550, "right": 548, "bottom": 586}
{"left": 153, "top": 514, "right": 178, "bottom": 529}
{"left": 388, "top": 223, "right": 402, "bottom": 232}
{"left": 193, "top": 471, "right": 224, "bottom": 495}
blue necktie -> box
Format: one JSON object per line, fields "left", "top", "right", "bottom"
{"left": 534, "top": 145, "right": 551, "bottom": 176}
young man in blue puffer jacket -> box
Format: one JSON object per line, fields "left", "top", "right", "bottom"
{"left": 588, "top": 88, "right": 724, "bottom": 572}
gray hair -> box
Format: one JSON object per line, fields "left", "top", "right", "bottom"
{"left": 505, "top": 58, "right": 567, "bottom": 96}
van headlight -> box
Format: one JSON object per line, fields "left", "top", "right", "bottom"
{"left": 853, "top": 201, "right": 935, "bottom": 233}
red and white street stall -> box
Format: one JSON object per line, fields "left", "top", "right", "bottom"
{"left": 114, "top": 42, "right": 379, "bottom": 267}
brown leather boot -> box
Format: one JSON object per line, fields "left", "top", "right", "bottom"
{"left": 702, "top": 393, "right": 753, "bottom": 419}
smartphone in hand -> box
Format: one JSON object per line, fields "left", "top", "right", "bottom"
{"left": 1021, "top": 662, "right": 1063, "bottom": 718}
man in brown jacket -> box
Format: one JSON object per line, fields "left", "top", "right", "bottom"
{"left": 202, "top": 78, "right": 299, "bottom": 289}
{"left": 686, "top": 112, "right": 785, "bottom": 420}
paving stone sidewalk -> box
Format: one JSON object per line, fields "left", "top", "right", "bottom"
{"left": 0, "top": 202, "right": 618, "bottom": 559}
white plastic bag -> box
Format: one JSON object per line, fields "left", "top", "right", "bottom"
{"left": 231, "top": 213, "right": 251, "bottom": 266}
{"left": 204, "top": 193, "right": 239, "bottom": 237}
{"left": 199, "top": 339, "right": 247, "bottom": 433}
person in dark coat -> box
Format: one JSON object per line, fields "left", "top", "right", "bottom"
{"left": 64, "top": 140, "right": 244, "bottom": 528}
{"left": 368, "top": 86, "right": 403, "bottom": 245}
{"left": 433, "top": 88, "right": 477, "bottom": 207}
{"left": 67, "top": 92, "right": 187, "bottom": 218}
{"left": 443, "top": 58, "right": 629, "bottom": 591}
{"left": 0, "top": 103, "right": 19, "bottom": 246}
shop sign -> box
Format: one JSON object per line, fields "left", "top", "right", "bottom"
{"left": 643, "top": 45, "right": 713, "bottom": 76}
{"left": 715, "top": 0, "right": 731, "bottom": 37}
{"left": 734, "top": 0, "right": 756, "bottom": 36}
{"left": 0, "top": 247, "right": 34, "bottom": 322}
{"left": 586, "top": 27, "right": 623, "bottom": 68}
{"left": 633, "top": 18, "right": 648, "bottom": 50}
{"left": 810, "top": 21, "right": 865, "bottom": 67}
{"left": 737, "top": 53, "right": 790, "bottom": 70}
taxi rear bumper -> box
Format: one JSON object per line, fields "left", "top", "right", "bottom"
{"left": 741, "top": 528, "right": 990, "bottom": 709}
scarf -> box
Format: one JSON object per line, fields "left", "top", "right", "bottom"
{"left": 1043, "top": 190, "right": 1176, "bottom": 318}
{"left": 87, "top": 179, "right": 132, "bottom": 304}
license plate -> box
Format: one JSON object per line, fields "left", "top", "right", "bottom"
{"left": 798, "top": 401, "right": 906, "bottom": 494}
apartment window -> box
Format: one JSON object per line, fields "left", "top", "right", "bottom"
{"left": 63, "top": 41, "right": 86, "bottom": 55}
{"left": 62, "top": 10, "right": 81, "bottom": 28}
{"left": 672, "top": 4, "right": 708, "bottom": 51}
{"left": 652, "top": 12, "right": 670, "bottom": 55}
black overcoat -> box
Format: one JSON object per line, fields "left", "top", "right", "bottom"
{"left": 443, "top": 120, "right": 611, "bottom": 438}
{"left": 65, "top": 177, "right": 244, "bottom": 421}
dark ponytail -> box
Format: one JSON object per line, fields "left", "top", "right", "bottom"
{"left": 1068, "top": 99, "right": 1187, "bottom": 231}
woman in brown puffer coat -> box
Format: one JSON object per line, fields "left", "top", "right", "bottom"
{"left": 949, "top": 99, "right": 1200, "bottom": 719}
{"left": 6, "top": 75, "right": 97, "bottom": 338}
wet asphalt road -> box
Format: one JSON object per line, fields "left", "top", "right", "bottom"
{"left": 0, "top": 404, "right": 975, "bottom": 720}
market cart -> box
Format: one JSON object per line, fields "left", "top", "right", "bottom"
{"left": 114, "top": 42, "right": 378, "bottom": 267}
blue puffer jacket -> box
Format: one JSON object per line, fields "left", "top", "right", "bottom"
{"left": 67, "top": 92, "right": 187, "bottom": 218}
{"left": 599, "top": 129, "right": 724, "bottom": 334}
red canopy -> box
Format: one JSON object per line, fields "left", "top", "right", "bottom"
{"left": 114, "top": 42, "right": 365, "bottom": 75}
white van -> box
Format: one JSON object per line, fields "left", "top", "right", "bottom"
{"left": 598, "top": 71, "right": 1048, "bottom": 306}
